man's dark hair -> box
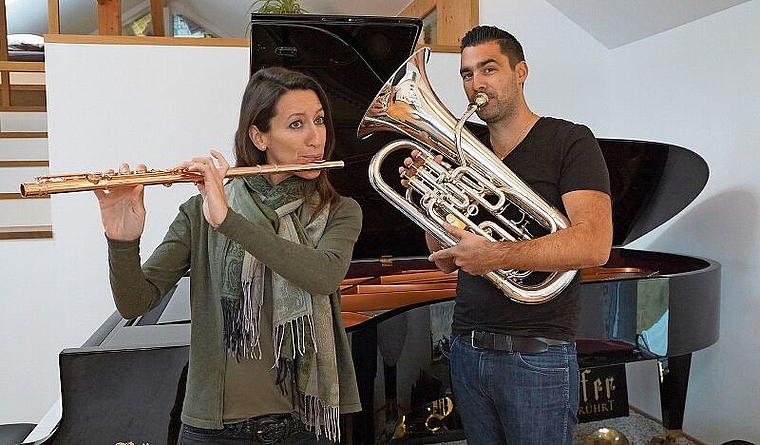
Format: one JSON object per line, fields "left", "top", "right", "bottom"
{"left": 460, "top": 25, "right": 525, "bottom": 68}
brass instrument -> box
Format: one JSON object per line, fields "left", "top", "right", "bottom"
{"left": 20, "top": 160, "right": 344, "bottom": 197}
{"left": 381, "top": 396, "right": 455, "bottom": 443}
{"left": 358, "top": 47, "right": 576, "bottom": 304}
{"left": 582, "top": 427, "right": 630, "bottom": 445}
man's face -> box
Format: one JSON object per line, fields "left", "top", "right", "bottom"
{"left": 459, "top": 41, "right": 525, "bottom": 124}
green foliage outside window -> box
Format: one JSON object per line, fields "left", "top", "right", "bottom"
{"left": 250, "top": 0, "right": 307, "bottom": 14}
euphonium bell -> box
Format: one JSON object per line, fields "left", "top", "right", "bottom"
{"left": 358, "top": 47, "right": 576, "bottom": 304}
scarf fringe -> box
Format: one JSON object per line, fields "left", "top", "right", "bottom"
{"left": 222, "top": 297, "right": 261, "bottom": 360}
{"left": 301, "top": 393, "right": 341, "bottom": 442}
{"left": 275, "top": 357, "right": 295, "bottom": 397}
{"left": 273, "top": 314, "right": 317, "bottom": 362}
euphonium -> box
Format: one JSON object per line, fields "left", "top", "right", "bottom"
{"left": 358, "top": 47, "right": 576, "bottom": 304}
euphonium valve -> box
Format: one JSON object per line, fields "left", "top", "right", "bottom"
{"left": 358, "top": 47, "right": 576, "bottom": 304}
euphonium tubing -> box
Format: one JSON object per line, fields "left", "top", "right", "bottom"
{"left": 358, "top": 47, "right": 576, "bottom": 304}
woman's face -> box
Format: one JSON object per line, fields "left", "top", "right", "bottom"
{"left": 249, "top": 89, "right": 327, "bottom": 185}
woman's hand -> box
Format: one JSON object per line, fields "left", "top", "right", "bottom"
{"left": 180, "top": 150, "right": 230, "bottom": 228}
{"left": 94, "top": 163, "right": 147, "bottom": 241}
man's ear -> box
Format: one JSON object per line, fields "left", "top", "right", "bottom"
{"left": 248, "top": 125, "right": 266, "bottom": 151}
{"left": 516, "top": 60, "right": 529, "bottom": 84}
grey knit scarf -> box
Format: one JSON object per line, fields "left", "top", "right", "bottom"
{"left": 215, "top": 175, "right": 341, "bottom": 441}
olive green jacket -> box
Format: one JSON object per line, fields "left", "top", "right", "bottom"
{"left": 107, "top": 190, "right": 363, "bottom": 429}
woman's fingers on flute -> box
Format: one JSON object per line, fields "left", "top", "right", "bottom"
{"left": 209, "top": 150, "right": 230, "bottom": 176}
{"left": 109, "top": 162, "right": 148, "bottom": 174}
{"left": 209, "top": 150, "right": 229, "bottom": 167}
{"left": 181, "top": 151, "right": 228, "bottom": 180}
{"left": 94, "top": 162, "right": 142, "bottom": 198}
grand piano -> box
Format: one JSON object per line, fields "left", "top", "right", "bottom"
{"left": 23, "top": 14, "right": 719, "bottom": 445}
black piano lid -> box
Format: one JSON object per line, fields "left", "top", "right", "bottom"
{"left": 250, "top": 14, "right": 429, "bottom": 261}
{"left": 599, "top": 138, "right": 709, "bottom": 247}
{"left": 250, "top": 14, "right": 710, "bottom": 259}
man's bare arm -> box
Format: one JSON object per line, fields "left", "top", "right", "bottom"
{"left": 428, "top": 189, "right": 613, "bottom": 275}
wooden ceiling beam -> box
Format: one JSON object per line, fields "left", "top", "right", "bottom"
{"left": 48, "top": 0, "right": 61, "bottom": 34}
{"left": 150, "top": 0, "right": 166, "bottom": 37}
{"left": 97, "top": 0, "right": 122, "bottom": 36}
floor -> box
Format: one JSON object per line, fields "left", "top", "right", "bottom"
{"left": 433, "top": 410, "right": 700, "bottom": 445}
{"left": 574, "top": 410, "right": 698, "bottom": 445}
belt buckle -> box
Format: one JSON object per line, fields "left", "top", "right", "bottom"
{"left": 254, "top": 415, "right": 292, "bottom": 444}
{"left": 470, "top": 331, "right": 480, "bottom": 349}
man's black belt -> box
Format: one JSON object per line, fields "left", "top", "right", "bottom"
{"left": 470, "top": 330, "right": 573, "bottom": 354}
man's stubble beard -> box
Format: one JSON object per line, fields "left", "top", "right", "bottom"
{"left": 476, "top": 97, "right": 517, "bottom": 126}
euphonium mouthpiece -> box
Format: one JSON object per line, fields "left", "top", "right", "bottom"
{"left": 473, "top": 92, "right": 489, "bottom": 107}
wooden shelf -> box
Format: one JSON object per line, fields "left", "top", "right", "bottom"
{"left": 0, "top": 131, "right": 48, "bottom": 138}
{"left": 0, "top": 225, "right": 53, "bottom": 240}
{"left": 0, "top": 105, "right": 46, "bottom": 112}
{"left": 0, "top": 160, "right": 49, "bottom": 167}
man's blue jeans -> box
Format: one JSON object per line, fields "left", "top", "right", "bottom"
{"left": 449, "top": 334, "right": 579, "bottom": 444}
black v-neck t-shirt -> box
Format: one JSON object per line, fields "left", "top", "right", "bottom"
{"left": 451, "top": 117, "right": 610, "bottom": 340}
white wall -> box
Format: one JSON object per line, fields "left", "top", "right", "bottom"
{"left": 1, "top": 1, "right": 759, "bottom": 443}
{"left": 0, "top": 42, "right": 248, "bottom": 425}
{"left": 423, "top": 0, "right": 612, "bottom": 132}
{"left": 606, "top": 1, "right": 760, "bottom": 443}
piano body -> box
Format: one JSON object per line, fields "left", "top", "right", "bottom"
{"left": 26, "top": 15, "right": 719, "bottom": 445}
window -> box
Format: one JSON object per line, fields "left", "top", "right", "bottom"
{"left": 122, "top": 9, "right": 215, "bottom": 37}
{"left": 399, "top": 0, "right": 479, "bottom": 53}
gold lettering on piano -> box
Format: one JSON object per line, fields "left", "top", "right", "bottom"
{"left": 578, "top": 400, "right": 616, "bottom": 415}
{"left": 580, "top": 368, "right": 617, "bottom": 403}
{"left": 115, "top": 442, "right": 149, "bottom": 445}
{"left": 577, "top": 364, "right": 629, "bottom": 422}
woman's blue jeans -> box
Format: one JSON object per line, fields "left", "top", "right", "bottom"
{"left": 449, "top": 334, "right": 579, "bottom": 444}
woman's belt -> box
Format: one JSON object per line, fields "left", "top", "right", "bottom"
{"left": 186, "top": 412, "right": 301, "bottom": 444}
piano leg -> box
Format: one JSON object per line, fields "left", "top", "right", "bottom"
{"left": 346, "top": 325, "right": 378, "bottom": 445}
{"left": 651, "top": 354, "right": 692, "bottom": 444}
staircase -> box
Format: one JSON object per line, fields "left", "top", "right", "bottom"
{"left": 0, "top": 74, "right": 52, "bottom": 240}
{"left": 0, "top": 0, "right": 55, "bottom": 240}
